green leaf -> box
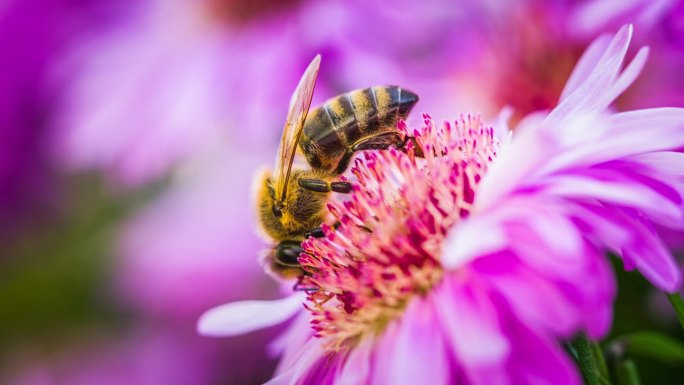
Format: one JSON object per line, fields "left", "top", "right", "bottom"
{"left": 615, "top": 331, "right": 684, "bottom": 366}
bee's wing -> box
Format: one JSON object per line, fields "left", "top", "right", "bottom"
{"left": 274, "top": 55, "right": 321, "bottom": 201}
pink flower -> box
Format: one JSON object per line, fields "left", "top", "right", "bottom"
{"left": 200, "top": 26, "right": 684, "bottom": 384}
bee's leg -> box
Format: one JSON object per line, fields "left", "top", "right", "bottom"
{"left": 304, "top": 227, "right": 325, "bottom": 238}
{"left": 298, "top": 179, "right": 352, "bottom": 194}
{"left": 304, "top": 222, "right": 341, "bottom": 239}
{"left": 396, "top": 135, "right": 425, "bottom": 158}
{"left": 350, "top": 131, "right": 403, "bottom": 152}
{"left": 293, "top": 279, "right": 319, "bottom": 293}
{"left": 305, "top": 222, "right": 373, "bottom": 239}
{"left": 351, "top": 132, "right": 425, "bottom": 158}
{"left": 331, "top": 132, "right": 405, "bottom": 174}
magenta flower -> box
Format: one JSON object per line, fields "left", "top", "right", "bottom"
{"left": 199, "top": 25, "right": 684, "bottom": 384}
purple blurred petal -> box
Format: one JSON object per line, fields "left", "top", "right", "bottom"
{"left": 570, "top": 0, "right": 678, "bottom": 38}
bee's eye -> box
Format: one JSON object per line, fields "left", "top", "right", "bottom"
{"left": 273, "top": 204, "right": 283, "bottom": 218}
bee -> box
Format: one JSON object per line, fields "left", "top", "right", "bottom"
{"left": 256, "top": 55, "right": 419, "bottom": 278}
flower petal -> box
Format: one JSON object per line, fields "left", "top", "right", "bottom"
{"left": 336, "top": 337, "right": 373, "bottom": 385}
{"left": 573, "top": 203, "right": 681, "bottom": 292}
{"left": 504, "top": 310, "right": 582, "bottom": 385}
{"left": 541, "top": 108, "right": 684, "bottom": 173}
{"left": 433, "top": 277, "right": 509, "bottom": 368}
{"left": 446, "top": 196, "right": 584, "bottom": 271}
{"left": 474, "top": 128, "right": 557, "bottom": 210}
{"left": 266, "top": 338, "right": 327, "bottom": 385}
{"left": 442, "top": 212, "right": 508, "bottom": 269}
{"left": 269, "top": 311, "right": 314, "bottom": 360}
{"left": 605, "top": 46, "right": 649, "bottom": 106}
{"left": 547, "top": 24, "right": 632, "bottom": 123}
{"left": 628, "top": 152, "right": 684, "bottom": 179}
{"left": 197, "top": 293, "right": 305, "bottom": 337}
{"left": 474, "top": 255, "right": 581, "bottom": 337}
{"left": 620, "top": 212, "right": 682, "bottom": 292}
{"left": 560, "top": 33, "right": 612, "bottom": 101}
{"left": 540, "top": 174, "right": 683, "bottom": 225}
{"left": 370, "top": 298, "right": 449, "bottom": 385}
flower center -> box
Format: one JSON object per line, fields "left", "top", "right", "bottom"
{"left": 299, "top": 114, "right": 500, "bottom": 350}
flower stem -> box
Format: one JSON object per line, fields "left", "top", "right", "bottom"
{"left": 614, "top": 359, "right": 642, "bottom": 385}
{"left": 572, "top": 332, "right": 611, "bottom": 385}
{"left": 667, "top": 293, "right": 684, "bottom": 331}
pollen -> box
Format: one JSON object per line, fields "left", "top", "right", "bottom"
{"left": 298, "top": 114, "right": 501, "bottom": 350}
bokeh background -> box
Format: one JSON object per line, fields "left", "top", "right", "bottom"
{"left": 1, "top": 0, "right": 683, "bottom": 384}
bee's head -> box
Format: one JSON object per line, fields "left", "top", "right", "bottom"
{"left": 272, "top": 200, "right": 284, "bottom": 218}
{"left": 255, "top": 168, "right": 326, "bottom": 241}
{"left": 256, "top": 170, "right": 300, "bottom": 240}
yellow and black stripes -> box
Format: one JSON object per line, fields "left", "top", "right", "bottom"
{"left": 299, "top": 85, "right": 419, "bottom": 176}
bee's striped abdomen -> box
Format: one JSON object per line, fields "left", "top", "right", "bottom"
{"left": 300, "top": 85, "right": 418, "bottom": 175}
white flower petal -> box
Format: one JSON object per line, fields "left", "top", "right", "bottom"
{"left": 560, "top": 33, "right": 612, "bottom": 101}
{"left": 540, "top": 108, "right": 684, "bottom": 175}
{"left": 442, "top": 214, "right": 508, "bottom": 269}
{"left": 475, "top": 127, "right": 555, "bottom": 210}
{"left": 547, "top": 24, "right": 632, "bottom": 123}
{"left": 197, "top": 293, "right": 305, "bottom": 337}
{"left": 541, "top": 174, "right": 683, "bottom": 225}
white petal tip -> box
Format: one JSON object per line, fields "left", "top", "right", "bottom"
{"left": 197, "top": 294, "right": 306, "bottom": 338}
{"left": 197, "top": 305, "right": 241, "bottom": 337}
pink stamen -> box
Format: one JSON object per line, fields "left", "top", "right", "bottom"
{"left": 300, "top": 114, "right": 500, "bottom": 350}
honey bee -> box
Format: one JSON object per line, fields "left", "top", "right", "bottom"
{"left": 256, "top": 55, "right": 419, "bottom": 278}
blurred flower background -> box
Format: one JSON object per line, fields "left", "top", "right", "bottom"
{"left": 1, "top": 0, "right": 682, "bottom": 384}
